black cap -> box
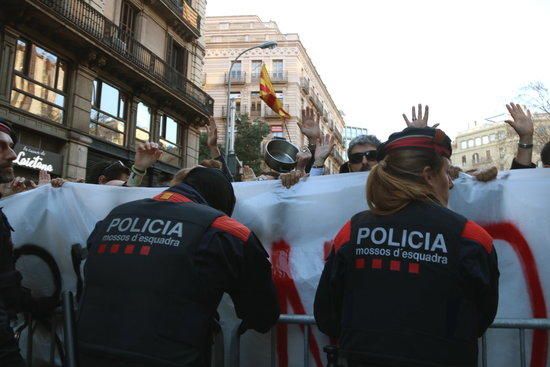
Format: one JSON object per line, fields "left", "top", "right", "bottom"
{"left": 183, "top": 167, "right": 236, "bottom": 216}
{"left": 377, "top": 127, "right": 452, "bottom": 161}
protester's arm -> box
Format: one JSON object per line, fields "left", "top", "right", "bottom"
{"left": 199, "top": 222, "right": 279, "bottom": 333}
{"left": 298, "top": 107, "right": 322, "bottom": 173}
{"left": 459, "top": 221, "right": 499, "bottom": 336}
{"left": 314, "top": 221, "right": 351, "bottom": 338}
{"left": 505, "top": 103, "right": 536, "bottom": 169}
{"left": 128, "top": 142, "right": 162, "bottom": 187}
{"left": 206, "top": 117, "right": 234, "bottom": 182}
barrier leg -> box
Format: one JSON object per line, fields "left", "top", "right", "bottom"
{"left": 304, "top": 325, "right": 310, "bottom": 367}
{"left": 62, "top": 291, "right": 78, "bottom": 367}
{"left": 519, "top": 328, "right": 526, "bottom": 367}
{"left": 481, "top": 334, "right": 487, "bottom": 367}
{"left": 270, "top": 327, "right": 276, "bottom": 367}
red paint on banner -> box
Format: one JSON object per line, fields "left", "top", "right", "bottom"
{"left": 483, "top": 222, "right": 548, "bottom": 367}
{"left": 271, "top": 240, "right": 323, "bottom": 367}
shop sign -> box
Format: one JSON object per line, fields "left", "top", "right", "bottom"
{"left": 13, "top": 144, "right": 63, "bottom": 175}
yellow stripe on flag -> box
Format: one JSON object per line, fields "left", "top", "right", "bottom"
{"left": 260, "top": 65, "right": 291, "bottom": 119}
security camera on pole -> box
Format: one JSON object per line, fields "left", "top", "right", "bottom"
{"left": 225, "top": 41, "right": 277, "bottom": 176}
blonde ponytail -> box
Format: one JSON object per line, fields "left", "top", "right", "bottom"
{"left": 366, "top": 150, "right": 444, "bottom": 215}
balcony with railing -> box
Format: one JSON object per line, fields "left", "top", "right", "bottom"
{"left": 225, "top": 72, "right": 247, "bottom": 84}
{"left": 270, "top": 71, "right": 288, "bottom": 83}
{"left": 22, "top": 0, "right": 213, "bottom": 118}
{"left": 151, "top": 0, "right": 201, "bottom": 40}
{"left": 300, "top": 78, "right": 310, "bottom": 94}
{"left": 250, "top": 103, "right": 262, "bottom": 118}
{"left": 221, "top": 104, "right": 245, "bottom": 117}
{"left": 309, "top": 92, "right": 324, "bottom": 114}
{"left": 334, "top": 128, "right": 344, "bottom": 145}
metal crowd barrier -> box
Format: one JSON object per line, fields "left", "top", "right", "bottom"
{"left": 229, "top": 315, "right": 550, "bottom": 367}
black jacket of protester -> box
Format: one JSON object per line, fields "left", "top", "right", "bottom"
{"left": 78, "top": 184, "right": 279, "bottom": 367}
{"left": 314, "top": 201, "right": 499, "bottom": 367}
{"left": 0, "top": 209, "right": 30, "bottom": 367}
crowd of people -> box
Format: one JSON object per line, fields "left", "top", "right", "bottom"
{"left": 0, "top": 102, "right": 548, "bottom": 367}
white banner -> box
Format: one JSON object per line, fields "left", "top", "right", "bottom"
{"left": 1, "top": 169, "right": 549, "bottom": 367}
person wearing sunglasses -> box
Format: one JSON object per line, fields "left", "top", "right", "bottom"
{"left": 341, "top": 135, "right": 382, "bottom": 173}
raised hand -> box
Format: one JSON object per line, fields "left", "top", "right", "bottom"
{"left": 298, "top": 107, "right": 321, "bottom": 143}
{"left": 505, "top": 103, "right": 534, "bottom": 140}
{"left": 402, "top": 104, "right": 439, "bottom": 128}
{"left": 314, "top": 134, "right": 336, "bottom": 167}
{"left": 134, "top": 142, "right": 162, "bottom": 171}
{"left": 38, "top": 170, "right": 51, "bottom": 186}
{"left": 206, "top": 117, "right": 222, "bottom": 158}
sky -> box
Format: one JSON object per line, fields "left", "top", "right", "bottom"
{"left": 205, "top": 0, "right": 550, "bottom": 140}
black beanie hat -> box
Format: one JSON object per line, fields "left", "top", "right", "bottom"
{"left": 183, "top": 167, "right": 236, "bottom": 216}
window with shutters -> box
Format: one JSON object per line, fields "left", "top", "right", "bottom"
{"left": 119, "top": 0, "right": 138, "bottom": 50}
{"left": 171, "top": 41, "right": 188, "bottom": 76}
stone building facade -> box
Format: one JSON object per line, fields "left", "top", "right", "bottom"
{"left": 0, "top": 0, "right": 213, "bottom": 184}
{"left": 451, "top": 114, "right": 550, "bottom": 171}
{"left": 203, "top": 15, "right": 346, "bottom": 174}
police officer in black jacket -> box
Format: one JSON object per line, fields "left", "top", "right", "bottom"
{"left": 78, "top": 166, "right": 280, "bottom": 367}
{"left": 315, "top": 127, "right": 499, "bottom": 367}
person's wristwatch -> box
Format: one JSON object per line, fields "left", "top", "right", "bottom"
{"left": 518, "top": 142, "right": 533, "bottom": 149}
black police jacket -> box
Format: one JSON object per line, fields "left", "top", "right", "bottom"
{"left": 314, "top": 201, "right": 499, "bottom": 367}
{"left": 78, "top": 184, "right": 280, "bottom": 366}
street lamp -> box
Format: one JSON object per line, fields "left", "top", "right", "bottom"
{"left": 224, "top": 41, "right": 278, "bottom": 169}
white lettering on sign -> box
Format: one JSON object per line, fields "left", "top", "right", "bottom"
{"left": 356, "top": 226, "right": 448, "bottom": 254}
{"left": 13, "top": 151, "right": 54, "bottom": 172}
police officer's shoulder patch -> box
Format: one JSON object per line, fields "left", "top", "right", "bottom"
{"left": 211, "top": 216, "right": 251, "bottom": 242}
{"left": 461, "top": 220, "right": 493, "bottom": 253}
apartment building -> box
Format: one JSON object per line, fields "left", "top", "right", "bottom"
{"left": 203, "top": 15, "right": 346, "bottom": 174}
{"left": 0, "top": 0, "right": 213, "bottom": 184}
{"left": 451, "top": 114, "right": 550, "bottom": 171}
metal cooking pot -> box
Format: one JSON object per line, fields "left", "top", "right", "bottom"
{"left": 264, "top": 138, "right": 299, "bottom": 173}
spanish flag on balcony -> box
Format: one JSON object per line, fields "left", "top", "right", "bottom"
{"left": 260, "top": 65, "right": 291, "bottom": 119}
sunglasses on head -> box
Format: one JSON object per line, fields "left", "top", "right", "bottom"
{"left": 102, "top": 160, "right": 127, "bottom": 175}
{"left": 349, "top": 150, "right": 378, "bottom": 164}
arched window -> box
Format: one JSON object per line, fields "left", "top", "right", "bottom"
{"left": 462, "top": 156, "right": 467, "bottom": 165}
{"left": 472, "top": 153, "right": 480, "bottom": 164}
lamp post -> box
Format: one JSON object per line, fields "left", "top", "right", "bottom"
{"left": 225, "top": 41, "right": 277, "bottom": 171}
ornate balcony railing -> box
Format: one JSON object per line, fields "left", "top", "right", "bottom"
{"left": 34, "top": 0, "right": 213, "bottom": 115}
{"left": 224, "top": 72, "right": 246, "bottom": 84}
{"left": 300, "top": 78, "right": 310, "bottom": 94}
{"left": 159, "top": 0, "right": 201, "bottom": 36}
{"left": 270, "top": 71, "right": 288, "bottom": 83}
